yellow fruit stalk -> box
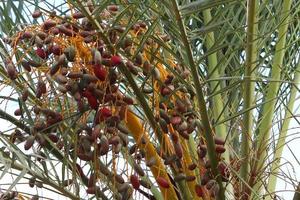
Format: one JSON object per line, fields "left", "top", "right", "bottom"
{"left": 125, "top": 110, "right": 179, "bottom": 200}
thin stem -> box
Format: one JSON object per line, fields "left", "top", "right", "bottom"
{"left": 202, "top": 8, "right": 227, "bottom": 144}
{"left": 9, "top": 159, "right": 80, "bottom": 199}
{"left": 251, "top": 0, "right": 293, "bottom": 198}
{"left": 266, "top": 58, "right": 300, "bottom": 199}
{"left": 240, "top": 0, "right": 257, "bottom": 191}
{"left": 202, "top": 8, "right": 232, "bottom": 197}
{"left": 0, "top": 109, "right": 30, "bottom": 133}
{"left": 0, "top": 110, "right": 114, "bottom": 199}
{"left": 188, "top": 136, "right": 201, "bottom": 184}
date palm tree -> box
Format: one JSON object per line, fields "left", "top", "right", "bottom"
{"left": 0, "top": 0, "right": 299, "bottom": 199}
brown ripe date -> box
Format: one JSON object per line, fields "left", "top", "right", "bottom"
{"left": 214, "top": 136, "right": 225, "bottom": 145}
{"left": 188, "top": 163, "right": 197, "bottom": 170}
{"left": 108, "top": 135, "right": 120, "bottom": 146}
{"left": 35, "top": 35, "right": 43, "bottom": 47}
{"left": 215, "top": 145, "right": 226, "bottom": 154}
{"left": 50, "top": 27, "right": 60, "bottom": 35}
{"left": 160, "top": 86, "right": 172, "bottom": 96}
{"left": 129, "top": 144, "right": 137, "bottom": 155}
{"left": 123, "top": 96, "right": 134, "bottom": 105}
{"left": 114, "top": 174, "right": 125, "bottom": 184}
{"left": 51, "top": 45, "right": 62, "bottom": 56}
{"left": 14, "top": 108, "right": 22, "bottom": 116}
{"left": 50, "top": 62, "right": 60, "bottom": 76}
{"left": 133, "top": 162, "right": 145, "bottom": 177}
{"left": 93, "top": 64, "right": 107, "bottom": 81}
{"left": 24, "top": 135, "right": 35, "bottom": 150}
{"left": 185, "top": 175, "right": 196, "bottom": 182}
{"left": 68, "top": 71, "right": 83, "bottom": 79}
{"left": 113, "top": 143, "right": 122, "bottom": 154}
{"left": 174, "top": 142, "right": 183, "bottom": 159}
{"left": 54, "top": 74, "right": 68, "bottom": 84}
{"left": 126, "top": 61, "right": 139, "bottom": 75}
{"left": 6, "top": 63, "right": 17, "bottom": 80}
{"left": 218, "top": 162, "right": 230, "bottom": 181}
{"left": 107, "top": 5, "right": 119, "bottom": 12}
{"left": 92, "top": 124, "right": 101, "bottom": 141}
{"left": 171, "top": 116, "right": 182, "bottom": 126}
{"left": 48, "top": 133, "right": 59, "bottom": 143}
{"left": 156, "top": 176, "right": 169, "bottom": 188}
{"left": 36, "top": 79, "right": 46, "bottom": 98}
{"left": 159, "top": 109, "right": 170, "bottom": 124}
{"left": 76, "top": 164, "right": 85, "bottom": 178}
{"left": 21, "top": 60, "right": 31, "bottom": 72}
{"left": 178, "top": 130, "right": 189, "bottom": 140}
{"left": 78, "top": 152, "right": 92, "bottom": 161}
{"left": 86, "top": 186, "right": 97, "bottom": 194}
{"left": 110, "top": 55, "right": 122, "bottom": 66}
{"left": 175, "top": 99, "right": 188, "bottom": 114}
{"left": 118, "top": 132, "right": 129, "bottom": 146}
{"left": 22, "top": 31, "right": 33, "bottom": 39}
{"left": 42, "top": 19, "right": 59, "bottom": 30}
{"left": 21, "top": 89, "right": 29, "bottom": 102}
{"left": 29, "top": 177, "right": 36, "bottom": 187}
{"left": 83, "top": 74, "right": 98, "bottom": 83}
{"left": 205, "top": 161, "right": 211, "bottom": 169}
{"left": 99, "top": 135, "right": 109, "bottom": 156}
{"left": 130, "top": 175, "right": 140, "bottom": 190}
{"left": 195, "top": 184, "right": 204, "bottom": 197}
{"left": 174, "top": 173, "right": 186, "bottom": 182}
{"left": 32, "top": 10, "right": 42, "bottom": 18}
{"left": 57, "top": 85, "right": 67, "bottom": 93}
{"left": 58, "top": 25, "right": 74, "bottom": 36}
{"left": 142, "top": 60, "right": 151, "bottom": 76}
{"left": 72, "top": 11, "right": 84, "bottom": 19}
{"left": 198, "top": 145, "right": 207, "bottom": 158}
{"left": 98, "top": 107, "right": 112, "bottom": 121}
{"left": 37, "top": 31, "right": 47, "bottom": 40}
{"left": 201, "top": 171, "right": 211, "bottom": 186}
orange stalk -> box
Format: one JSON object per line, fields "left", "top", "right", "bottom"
{"left": 125, "top": 110, "right": 179, "bottom": 200}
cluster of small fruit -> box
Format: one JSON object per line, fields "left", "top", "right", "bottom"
{"left": 195, "top": 137, "right": 229, "bottom": 197}
{"left": 3, "top": 2, "right": 230, "bottom": 199}
{"left": 4, "top": 4, "right": 136, "bottom": 158}
{"left": 3, "top": 3, "right": 164, "bottom": 198}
